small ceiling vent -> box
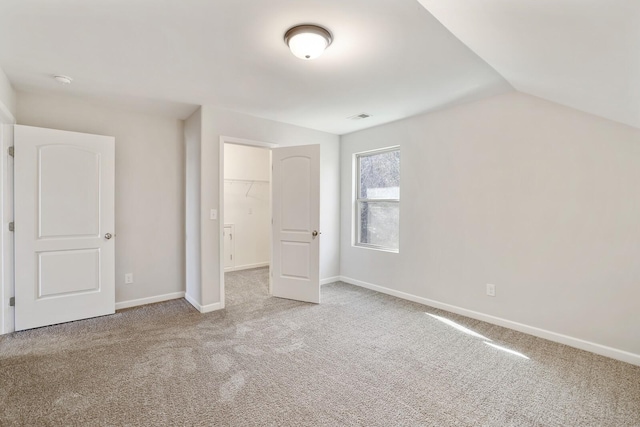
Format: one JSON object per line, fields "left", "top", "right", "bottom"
{"left": 347, "top": 113, "right": 371, "bottom": 120}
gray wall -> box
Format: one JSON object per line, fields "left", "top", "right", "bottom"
{"left": 340, "top": 91, "right": 640, "bottom": 358}
{"left": 17, "top": 91, "right": 186, "bottom": 305}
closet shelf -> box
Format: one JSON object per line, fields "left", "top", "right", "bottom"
{"left": 224, "top": 179, "right": 269, "bottom": 197}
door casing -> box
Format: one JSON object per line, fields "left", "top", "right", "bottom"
{"left": 0, "top": 105, "right": 15, "bottom": 335}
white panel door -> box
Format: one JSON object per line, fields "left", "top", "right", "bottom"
{"left": 271, "top": 145, "right": 320, "bottom": 303}
{"left": 14, "top": 125, "right": 115, "bottom": 331}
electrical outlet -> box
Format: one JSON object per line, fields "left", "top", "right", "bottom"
{"left": 125, "top": 273, "right": 134, "bottom": 284}
{"left": 486, "top": 283, "right": 496, "bottom": 297}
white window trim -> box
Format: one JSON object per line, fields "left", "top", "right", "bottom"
{"left": 354, "top": 146, "right": 400, "bottom": 253}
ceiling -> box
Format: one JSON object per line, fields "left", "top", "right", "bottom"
{"left": 0, "top": 0, "right": 511, "bottom": 134}
{"left": 3, "top": 1, "right": 634, "bottom": 134}
{"left": 418, "top": 0, "right": 640, "bottom": 129}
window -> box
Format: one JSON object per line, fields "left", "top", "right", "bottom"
{"left": 355, "top": 147, "right": 400, "bottom": 251}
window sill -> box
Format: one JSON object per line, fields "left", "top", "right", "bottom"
{"left": 353, "top": 244, "right": 399, "bottom": 254}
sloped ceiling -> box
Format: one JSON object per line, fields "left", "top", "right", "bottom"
{"left": 418, "top": 0, "right": 640, "bottom": 129}
{"left": 0, "top": 0, "right": 511, "bottom": 134}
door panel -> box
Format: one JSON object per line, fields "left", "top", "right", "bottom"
{"left": 38, "top": 249, "right": 100, "bottom": 297}
{"left": 271, "top": 145, "right": 320, "bottom": 304}
{"left": 39, "top": 145, "right": 100, "bottom": 238}
{"left": 280, "top": 241, "right": 310, "bottom": 279}
{"left": 281, "top": 157, "right": 311, "bottom": 231}
{"left": 14, "top": 125, "right": 115, "bottom": 331}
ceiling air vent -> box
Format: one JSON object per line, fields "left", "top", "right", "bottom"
{"left": 347, "top": 113, "right": 371, "bottom": 120}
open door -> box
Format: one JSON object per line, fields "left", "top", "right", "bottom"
{"left": 14, "top": 125, "right": 115, "bottom": 331}
{"left": 271, "top": 144, "right": 320, "bottom": 303}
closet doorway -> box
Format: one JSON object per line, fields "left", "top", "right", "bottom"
{"left": 223, "top": 143, "right": 272, "bottom": 272}
{"left": 218, "top": 136, "right": 321, "bottom": 308}
{"left": 221, "top": 138, "right": 275, "bottom": 305}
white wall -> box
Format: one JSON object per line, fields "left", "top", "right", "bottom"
{"left": 17, "top": 91, "right": 186, "bottom": 306}
{"left": 340, "top": 91, "right": 640, "bottom": 360}
{"left": 225, "top": 143, "right": 270, "bottom": 182}
{"left": 188, "top": 105, "right": 340, "bottom": 308}
{"left": 224, "top": 143, "right": 270, "bottom": 270}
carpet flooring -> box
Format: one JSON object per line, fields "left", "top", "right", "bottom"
{"left": 1, "top": 267, "right": 639, "bottom": 426}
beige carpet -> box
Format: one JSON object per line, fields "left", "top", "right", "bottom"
{"left": 1, "top": 267, "right": 639, "bottom": 426}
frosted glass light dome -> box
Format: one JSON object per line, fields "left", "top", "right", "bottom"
{"left": 284, "top": 25, "right": 332, "bottom": 60}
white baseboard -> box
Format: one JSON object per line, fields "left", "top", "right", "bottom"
{"left": 115, "top": 292, "right": 185, "bottom": 310}
{"left": 184, "top": 293, "right": 224, "bottom": 313}
{"left": 339, "top": 276, "right": 640, "bottom": 367}
{"left": 224, "top": 262, "right": 269, "bottom": 272}
{"left": 320, "top": 276, "right": 340, "bottom": 286}
{"left": 200, "top": 302, "right": 223, "bottom": 313}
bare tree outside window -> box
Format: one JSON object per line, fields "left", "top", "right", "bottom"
{"left": 356, "top": 148, "right": 400, "bottom": 251}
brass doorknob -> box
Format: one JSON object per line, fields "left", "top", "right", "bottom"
{"left": 312, "top": 230, "right": 322, "bottom": 237}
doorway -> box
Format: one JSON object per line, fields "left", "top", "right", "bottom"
{"left": 222, "top": 141, "right": 272, "bottom": 305}
{"left": 219, "top": 137, "right": 277, "bottom": 308}
{"left": 218, "top": 136, "right": 322, "bottom": 309}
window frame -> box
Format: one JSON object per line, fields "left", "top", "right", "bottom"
{"left": 354, "top": 146, "right": 400, "bottom": 253}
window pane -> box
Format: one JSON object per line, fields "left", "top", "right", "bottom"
{"left": 359, "top": 150, "right": 400, "bottom": 199}
{"left": 359, "top": 201, "right": 399, "bottom": 250}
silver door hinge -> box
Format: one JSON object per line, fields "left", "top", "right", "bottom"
{"left": 8, "top": 146, "right": 14, "bottom": 157}
{"left": 230, "top": 254, "right": 233, "bottom": 260}
{"left": 8, "top": 222, "right": 14, "bottom": 232}
{"left": 230, "top": 233, "right": 232, "bottom": 240}
{"left": 9, "top": 297, "right": 15, "bottom": 307}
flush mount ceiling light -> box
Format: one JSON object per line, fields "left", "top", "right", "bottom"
{"left": 53, "top": 75, "right": 73, "bottom": 85}
{"left": 284, "top": 25, "right": 332, "bottom": 60}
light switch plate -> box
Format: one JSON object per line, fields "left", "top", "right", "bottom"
{"left": 210, "top": 209, "right": 217, "bottom": 220}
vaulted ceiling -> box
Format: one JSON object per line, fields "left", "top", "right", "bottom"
{"left": 417, "top": 0, "right": 640, "bottom": 129}
{"left": 0, "top": 1, "right": 636, "bottom": 134}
